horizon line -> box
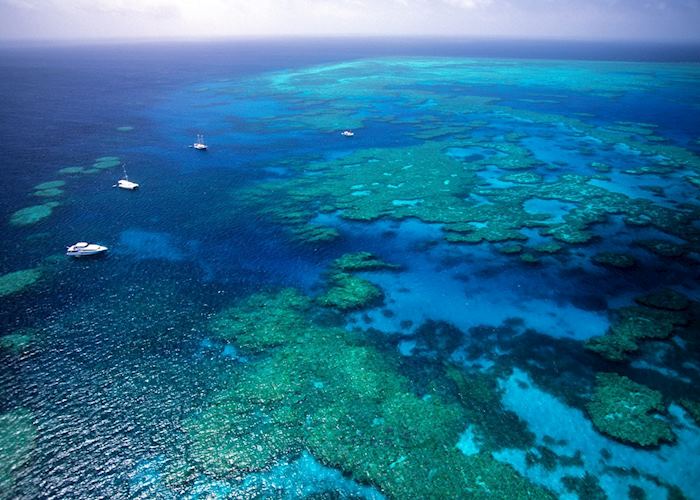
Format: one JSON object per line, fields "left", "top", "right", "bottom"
{"left": 2, "top": 33, "right": 700, "bottom": 48}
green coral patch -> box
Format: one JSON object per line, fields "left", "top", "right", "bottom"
{"left": 585, "top": 305, "right": 686, "bottom": 361}
{"left": 93, "top": 159, "right": 121, "bottom": 170}
{"left": 33, "top": 188, "right": 64, "bottom": 198}
{"left": 533, "top": 243, "right": 562, "bottom": 254}
{"left": 679, "top": 399, "right": 700, "bottom": 426}
{"left": 635, "top": 239, "right": 686, "bottom": 257}
{"left": 317, "top": 271, "right": 384, "bottom": 311}
{"left": 9, "top": 202, "right": 59, "bottom": 226}
{"left": 209, "top": 288, "right": 311, "bottom": 352}
{"left": 590, "top": 162, "right": 612, "bottom": 173}
{"left": 333, "top": 252, "right": 400, "bottom": 272}
{"left": 635, "top": 288, "right": 689, "bottom": 311}
{"left": 499, "top": 243, "right": 524, "bottom": 254}
{"left": 0, "top": 268, "right": 42, "bottom": 297}
{"left": 182, "top": 288, "right": 553, "bottom": 498}
{"left": 33, "top": 180, "right": 65, "bottom": 190}
{"left": 58, "top": 166, "right": 86, "bottom": 175}
{"left": 0, "top": 409, "right": 36, "bottom": 493}
{"left": 592, "top": 252, "right": 636, "bottom": 269}
{"left": 220, "top": 59, "right": 700, "bottom": 265}
{"left": 0, "top": 329, "right": 35, "bottom": 354}
{"left": 587, "top": 373, "right": 674, "bottom": 447}
{"left": 501, "top": 172, "right": 543, "bottom": 184}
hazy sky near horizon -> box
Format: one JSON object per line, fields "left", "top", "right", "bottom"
{"left": 1, "top": 0, "right": 699, "bottom": 42}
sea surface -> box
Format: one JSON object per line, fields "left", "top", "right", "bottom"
{"left": 1, "top": 38, "right": 700, "bottom": 499}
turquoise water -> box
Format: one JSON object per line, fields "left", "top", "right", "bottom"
{"left": 1, "top": 42, "right": 700, "bottom": 499}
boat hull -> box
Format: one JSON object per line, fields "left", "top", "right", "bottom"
{"left": 117, "top": 180, "right": 139, "bottom": 190}
{"left": 66, "top": 243, "right": 108, "bottom": 257}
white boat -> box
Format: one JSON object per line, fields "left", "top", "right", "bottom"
{"left": 114, "top": 164, "right": 139, "bottom": 190}
{"left": 341, "top": 130, "right": 354, "bottom": 137}
{"left": 193, "top": 134, "right": 208, "bottom": 150}
{"left": 117, "top": 179, "right": 139, "bottom": 190}
{"left": 66, "top": 242, "right": 108, "bottom": 257}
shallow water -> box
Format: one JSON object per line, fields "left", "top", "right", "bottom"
{"left": 1, "top": 39, "right": 700, "bottom": 499}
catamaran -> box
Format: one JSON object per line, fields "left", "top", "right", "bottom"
{"left": 114, "top": 164, "right": 139, "bottom": 190}
{"left": 193, "top": 134, "right": 208, "bottom": 150}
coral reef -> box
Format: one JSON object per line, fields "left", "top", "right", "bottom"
{"left": 635, "top": 289, "right": 689, "bottom": 311}
{"left": 585, "top": 305, "right": 686, "bottom": 361}
{"left": 636, "top": 239, "right": 685, "bottom": 258}
{"left": 0, "top": 268, "right": 42, "bottom": 297}
{"left": 33, "top": 180, "right": 65, "bottom": 191}
{"left": 9, "top": 202, "right": 60, "bottom": 226}
{"left": 32, "top": 180, "right": 65, "bottom": 198}
{"left": 221, "top": 58, "right": 700, "bottom": 265}
{"left": 587, "top": 373, "right": 674, "bottom": 447}
{"left": 679, "top": 399, "right": 700, "bottom": 426}
{"left": 0, "top": 409, "right": 36, "bottom": 493}
{"left": 0, "top": 328, "right": 35, "bottom": 354}
{"left": 446, "top": 366, "right": 535, "bottom": 452}
{"left": 317, "top": 271, "right": 384, "bottom": 311}
{"left": 182, "top": 289, "right": 553, "bottom": 498}
{"left": 315, "top": 253, "right": 400, "bottom": 311}
{"left": 561, "top": 473, "right": 606, "bottom": 500}
{"left": 592, "top": 252, "right": 636, "bottom": 269}
{"left": 332, "top": 252, "right": 400, "bottom": 272}
{"left": 58, "top": 166, "right": 86, "bottom": 175}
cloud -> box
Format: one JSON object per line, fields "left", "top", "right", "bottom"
{"left": 440, "top": 0, "right": 494, "bottom": 8}
{"left": 0, "top": 0, "right": 698, "bottom": 41}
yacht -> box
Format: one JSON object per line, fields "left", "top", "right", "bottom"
{"left": 66, "top": 242, "right": 108, "bottom": 257}
{"left": 115, "top": 165, "right": 139, "bottom": 190}
{"left": 341, "top": 130, "right": 355, "bottom": 137}
{"left": 193, "top": 134, "right": 208, "bottom": 150}
{"left": 117, "top": 179, "right": 139, "bottom": 190}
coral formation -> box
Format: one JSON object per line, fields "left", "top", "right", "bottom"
{"left": 636, "top": 239, "right": 685, "bottom": 258}
{"left": 332, "top": 252, "right": 400, "bottom": 272}
{"left": 32, "top": 180, "right": 66, "bottom": 197}
{"left": 635, "top": 289, "right": 689, "bottom": 311}
{"left": 592, "top": 252, "right": 636, "bottom": 269}
{"left": 220, "top": 58, "right": 700, "bottom": 265}
{"left": 447, "top": 366, "right": 535, "bottom": 452}
{"left": 58, "top": 166, "right": 86, "bottom": 175}
{"left": 561, "top": 473, "right": 606, "bottom": 500}
{"left": 33, "top": 180, "right": 65, "bottom": 191}
{"left": 314, "top": 252, "right": 401, "bottom": 311}
{"left": 183, "top": 288, "right": 553, "bottom": 498}
{"left": 585, "top": 305, "right": 686, "bottom": 361}
{"left": 679, "top": 399, "right": 700, "bottom": 426}
{"left": 0, "top": 409, "right": 36, "bottom": 493}
{"left": 587, "top": 373, "right": 674, "bottom": 447}
{"left": 33, "top": 188, "right": 64, "bottom": 198}
{"left": 317, "top": 271, "right": 384, "bottom": 311}
{"left": 9, "top": 202, "right": 60, "bottom": 226}
{"left": 0, "top": 329, "right": 34, "bottom": 354}
{"left": 0, "top": 268, "right": 42, "bottom": 297}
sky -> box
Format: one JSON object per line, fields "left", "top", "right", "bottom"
{"left": 0, "top": 0, "right": 699, "bottom": 42}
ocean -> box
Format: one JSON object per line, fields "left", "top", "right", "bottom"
{"left": 1, "top": 38, "right": 699, "bottom": 499}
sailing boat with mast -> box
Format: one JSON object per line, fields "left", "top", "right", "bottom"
{"left": 114, "top": 164, "right": 139, "bottom": 190}
{"left": 193, "top": 134, "right": 208, "bottom": 150}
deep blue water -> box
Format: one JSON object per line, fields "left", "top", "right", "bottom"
{"left": 1, "top": 39, "right": 700, "bottom": 499}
